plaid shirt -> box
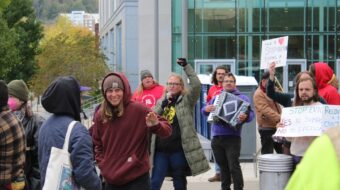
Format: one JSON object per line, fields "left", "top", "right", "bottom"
{"left": 0, "top": 109, "right": 25, "bottom": 185}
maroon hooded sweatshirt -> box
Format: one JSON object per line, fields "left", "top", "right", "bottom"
{"left": 92, "top": 72, "right": 171, "bottom": 185}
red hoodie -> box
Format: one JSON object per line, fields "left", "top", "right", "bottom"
{"left": 92, "top": 72, "right": 171, "bottom": 185}
{"left": 314, "top": 62, "right": 340, "bottom": 105}
{"left": 206, "top": 84, "right": 223, "bottom": 103}
{"left": 131, "top": 84, "right": 164, "bottom": 108}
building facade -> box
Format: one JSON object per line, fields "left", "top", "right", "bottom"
{"left": 99, "top": 0, "right": 139, "bottom": 90}
{"left": 99, "top": 0, "right": 340, "bottom": 92}
{"left": 61, "top": 11, "right": 99, "bottom": 32}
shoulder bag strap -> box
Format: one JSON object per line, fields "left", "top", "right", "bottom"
{"left": 62, "top": 121, "right": 77, "bottom": 151}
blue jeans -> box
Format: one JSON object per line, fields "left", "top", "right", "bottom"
{"left": 151, "top": 151, "right": 188, "bottom": 190}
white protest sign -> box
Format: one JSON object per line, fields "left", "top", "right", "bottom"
{"left": 274, "top": 105, "right": 340, "bottom": 137}
{"left": 260, "top": 36, "right": 288, "bottom": 69}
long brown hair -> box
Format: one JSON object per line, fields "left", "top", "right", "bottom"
{"left": 99, "top": 100, "right": 124, "bottom": 123}
{"left": 293, "top": 78, "right": 319, "bottom": 106}
{"left": 212, "top": 66, "right": 229, "bottom": 85}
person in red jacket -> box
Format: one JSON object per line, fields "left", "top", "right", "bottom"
{"left": 206, "top": 66, "right": 228, "bottom": 182}
{"left": 132, "top": 70, "right": 164, "bottom": 108}
{"left": 309, "top": 62, "right": 340, "bottom": 105}
{"left": 92, "top": 72, "right": 171, "bottom": 190}
{"left": 206, "top": 66, "right": 229, "bottom": 102}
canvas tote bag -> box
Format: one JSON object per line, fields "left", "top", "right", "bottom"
{"left": 42, "top": 121, "right": 83, "bottom": 190}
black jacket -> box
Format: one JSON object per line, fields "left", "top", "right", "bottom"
{"left": 16, "top": 110, "right": 44, "bottom": 190}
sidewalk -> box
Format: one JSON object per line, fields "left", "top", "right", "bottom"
{"left": 161, "top": 162, "right": 259, "bottom": 190}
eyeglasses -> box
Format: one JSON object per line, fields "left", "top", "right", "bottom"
{"left": 167, "top": 82, "right": 181, "bottom": 86}
{"left": 223, "top": 80, "right": 235, "bottom": 83}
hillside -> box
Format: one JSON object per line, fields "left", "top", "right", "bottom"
{"left": 32, "top": 0, "right": 98, "bottom": 22}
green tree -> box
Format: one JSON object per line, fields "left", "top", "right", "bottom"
{"left": 0, "top": 15, "right": 20, "bottom": 79}
{"left": 3, "top": 0, "right": 43, "bottom": 82}
{"left": 0, "top": 0, "right": 11, "bottom": 12}
{"left": 30, "top": 16, "right": 108, "bottom": 94}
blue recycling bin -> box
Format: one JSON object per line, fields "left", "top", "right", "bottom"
{"left": 195, "top": 84, "right": 212, "bottom": 139}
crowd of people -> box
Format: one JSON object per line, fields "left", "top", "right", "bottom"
{"left": 1, "top": 59, "right": 340, "bottom": 190}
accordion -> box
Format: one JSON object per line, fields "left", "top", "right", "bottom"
{"left": 207, "top": 91, "right": 250, "bottom": 129}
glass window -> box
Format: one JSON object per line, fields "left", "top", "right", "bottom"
{"left": 194, "top": 1, "right": 236, "bottom": 33}
{"left": 237, "top": 36, "right": 247, "bottom": 61}
{"left": 287, "top": 36, "right": 305, "bottom": 58}
{"left": 203, "top": 36, "right": 236, "bottom": 59}
{"left": 238, "top": 61, "right": 247, "bottom": 76}
{"left": 324, "top": 35, "right": 336, "bottom": 61}
{"left": 253, "top": 36, "right": 262, "bottom": 60}
{"left": 337, "top": 36, "right": 340, "bottom": 59}
{"left": 324, "top": 2, "right": 336, "bottom": 32}
{"left": 337, "top": 1, "right": 340, "bottom": 31}
{"left": 267, "top": 0, "right": 305, "bottom": 32}
{"left": 238, "top": 0, "right": 263, "bottom": 32}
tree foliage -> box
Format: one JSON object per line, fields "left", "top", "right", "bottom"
{"left": 0, "top": 16, "right": 20, "bottom": 78}
{"left": 0, "top": 0, "right": 11, "bottom": 12}
{"left": 30, "top": 16, "right": 108, "bottom": 95}
{"left": 0, "top": 0, "right": 43, "bottom": 82}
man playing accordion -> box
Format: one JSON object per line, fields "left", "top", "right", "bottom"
{"left": 202, "top": 72, "right": 254, "bottom": 190}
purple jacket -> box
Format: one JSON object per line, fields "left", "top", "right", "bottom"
{"left": 202, "top": 89, "right": 254, "bottom": 137}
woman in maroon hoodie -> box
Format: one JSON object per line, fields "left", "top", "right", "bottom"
{"left": 91, "top": 72, "right": 171, "bottom": 190}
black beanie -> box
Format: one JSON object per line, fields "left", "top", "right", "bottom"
{"left": 0, "top": 80, "right": 8, "bottom": 108}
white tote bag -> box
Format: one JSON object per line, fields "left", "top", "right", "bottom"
{"left": 43, "top": 121, "right": 83, "bottom": 190}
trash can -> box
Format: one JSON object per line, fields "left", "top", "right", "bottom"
{"left": 258, "top": 154, "right": 293, "bottom": 190}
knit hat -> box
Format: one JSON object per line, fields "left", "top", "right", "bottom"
{"left": 140, "top": 70, "right": 153, "bottom": 81}
{"left": 7, "top": 80, "right": 29, "bottom": 102}
{"left": 0, "top": 80, "right": 8, "bottom": 107}
{"left": 103, "top": 75, "right": 124, "bottom": 93}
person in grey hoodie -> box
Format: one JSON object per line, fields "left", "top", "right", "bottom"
{"left": 38, "top": 76, "right": 101, "bottom": 190}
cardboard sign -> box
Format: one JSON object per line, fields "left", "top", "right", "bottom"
{"left": 260, "top": 36, "right": 288, "bottom": 69}
{"left": 274, "top": 105, "right": 340, "bottom": 137}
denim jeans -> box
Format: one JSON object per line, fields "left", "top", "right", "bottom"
{"left": 104, "top": 172, "right": 150, "bottom": 190}
{"left": 258, "top": 129, "right": 283, "bottom": 154}
{"left": 212, "top": 136, "right": 243, "bottom": 190}
{"left": 151, "top": 150, "right": 188, "bottom": 190}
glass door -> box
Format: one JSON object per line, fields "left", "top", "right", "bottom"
{"left": 282, "top": 59, "right": 307, "bottom": 93}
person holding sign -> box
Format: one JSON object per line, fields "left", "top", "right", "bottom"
{"left": 253, "top": 71, "right": 283, "bottom": 155}
{"left": 202, "top": 73, "right": 254, "bottom": 190}
{"left": 278, "top": 77, "right": 321, "bottom": 167}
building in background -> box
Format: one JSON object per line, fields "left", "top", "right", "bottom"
{"left": 99, "top": 0, "right": 340, "bottom": 93}
{"left": 98, "top": 0, "right": 139, "bottom": 90}
{"left": 61, "top": 11, "right": 99, "bottom": 33}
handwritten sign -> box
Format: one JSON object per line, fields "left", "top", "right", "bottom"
{"left": 260, "top": 36, "right": 288, "bottom": 69}
{"left": 274, "top": 105, "right": 340, "bottom": 137}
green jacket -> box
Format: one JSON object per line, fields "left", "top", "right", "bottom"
{"left": 285, "top": 126, "right": 340, "bottom": 190}
{"left": 151, "top": 64, "right": 210, "bottom": 176}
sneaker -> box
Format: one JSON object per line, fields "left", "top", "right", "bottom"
{"left": 208, "top": 174, "right": 221, "bottom": 182}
